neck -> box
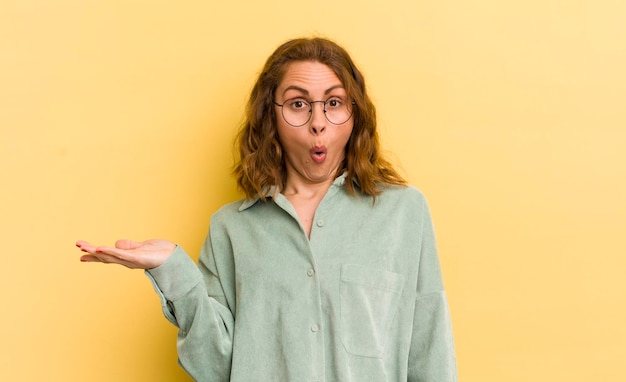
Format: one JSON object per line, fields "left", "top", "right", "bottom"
{"left": 283, "top": 176, "right": 334, "bottom": 199}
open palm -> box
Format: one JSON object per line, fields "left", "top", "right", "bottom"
{"left": 76, "top": 239, "right": 176, "bottom": 269}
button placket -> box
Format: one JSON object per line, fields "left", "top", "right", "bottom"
{"left": 306, "top": 210, "right": 326, "bottom": 378}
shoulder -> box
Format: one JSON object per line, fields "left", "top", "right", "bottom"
{"left": 209, "top": 198, "right": 248, "bottom": 226}
{"left": 377, "top": 183, "right": 427, "bottom": 207}
{"left": 368, "top": 184, "right": 433, "bottom": 226}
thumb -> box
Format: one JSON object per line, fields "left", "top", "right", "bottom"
{"left": 115, "top": 239, "right": 143, "bottom": 250}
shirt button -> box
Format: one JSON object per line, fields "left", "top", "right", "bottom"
{"left": 311, "top": 324, "right": 319, "bottom": 332}
{"left": 307, "top": 268, "right": 314, "bottom": 277}
{"left": 316, "top": 219, "right": 325, "bottom": 227}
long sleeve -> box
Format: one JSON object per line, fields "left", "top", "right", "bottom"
{"left": 407, "top": 199, "right": 457, "bottom": 382}
{"left": 145, "top": 243, "right": 235, "bottom": 382}
{"left": 142, "top": 181, "right": 457, "bottom": 381}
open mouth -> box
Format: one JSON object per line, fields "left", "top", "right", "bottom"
{"left": 310, "top": 146, "right": 327, "bottom": 163}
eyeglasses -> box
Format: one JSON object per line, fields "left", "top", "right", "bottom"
{"left": 273, "top": 96, "right": 356, "bottom": 127}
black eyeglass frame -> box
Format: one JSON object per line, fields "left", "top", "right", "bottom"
{"left": 273, "top": 97, "right": 357, "bottom": 127}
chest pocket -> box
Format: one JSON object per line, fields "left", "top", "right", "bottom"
{"left": 340, "top": 263, "right": 405, "bottom": 358}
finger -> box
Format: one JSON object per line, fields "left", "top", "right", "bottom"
{"left": 80, "top": 254, "right": 102, "bottom": 263}
{"left": 95, "top": 245, "right": 137, "bottom": 263}
{"left": 115, "top": 239, "right": 142, "bottom": 250}
{"left": 76, "top": 240, "right": 91, "bottom": 248}
{"left": 80, "top": 253, "right": 115, "bottom": 263}
{"left": 76, "top": 240, "right": 98, "bottom": 254}
{"left": 81, "top": 253, "right": 136, "bottom": 268}
{"left": 95, "top": 245, "right": 124, "bottom": 258}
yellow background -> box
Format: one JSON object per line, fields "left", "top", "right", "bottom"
{"left": 1, "top": 0, "right": 625, "bottom": 381}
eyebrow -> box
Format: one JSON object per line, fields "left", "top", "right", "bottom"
{"left": 281, "top": 84, "right": 345, "bottom": 97}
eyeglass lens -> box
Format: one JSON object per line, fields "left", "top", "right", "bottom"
{"left": 280, "top": 97, "right": 353, "bottom": 127}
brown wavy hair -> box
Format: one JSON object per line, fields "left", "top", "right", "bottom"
{"left": 234, "top": 37, "right": 406, "bottom": 200}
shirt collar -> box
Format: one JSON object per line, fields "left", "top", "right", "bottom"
{"left": 238, "top": 172, "right": 350, "bottom": 212}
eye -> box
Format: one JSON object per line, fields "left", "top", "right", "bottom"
{"left": 286, "top": 98, "right": 310, "bottom": 111}
{"left": 326, "top": 96, "right": 344, "bottom": 109}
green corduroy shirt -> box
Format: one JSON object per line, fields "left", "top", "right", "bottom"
{"left": 146, "top": 175, "right": 457, "bottom": 382}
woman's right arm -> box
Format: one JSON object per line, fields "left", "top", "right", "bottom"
{"left": 77, "top": 238, "right": 235, "bottom": 381}
{"left": 146, "top": 244, "right": 234, "bottom": 382}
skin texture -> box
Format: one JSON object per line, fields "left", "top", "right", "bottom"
{"left": 77, "top": 61, "right": 353, "bottom": 266}
{"left": 276, "top": 61, "right": 354, "bottom": 236}
{"left": 77, "top": 239, "right": 175, "bottom": 269}
{"left": 276, "top": 61, "right": 353, "bottom": 190}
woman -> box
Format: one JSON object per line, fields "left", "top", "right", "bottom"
{"left": 77, "top": 37, "right": 457, "bottom": 382}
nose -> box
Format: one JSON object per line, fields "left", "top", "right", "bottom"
{"left": 309, "top": 101, "right": 326, "bottom": 135}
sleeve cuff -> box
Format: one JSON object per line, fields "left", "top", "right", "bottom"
{"left": 145, "top": 245, "right": 203, "bottom": 301}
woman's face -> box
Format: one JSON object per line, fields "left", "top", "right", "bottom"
{"left": 275, "top": 61, "right": 354, "bottom": 188}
